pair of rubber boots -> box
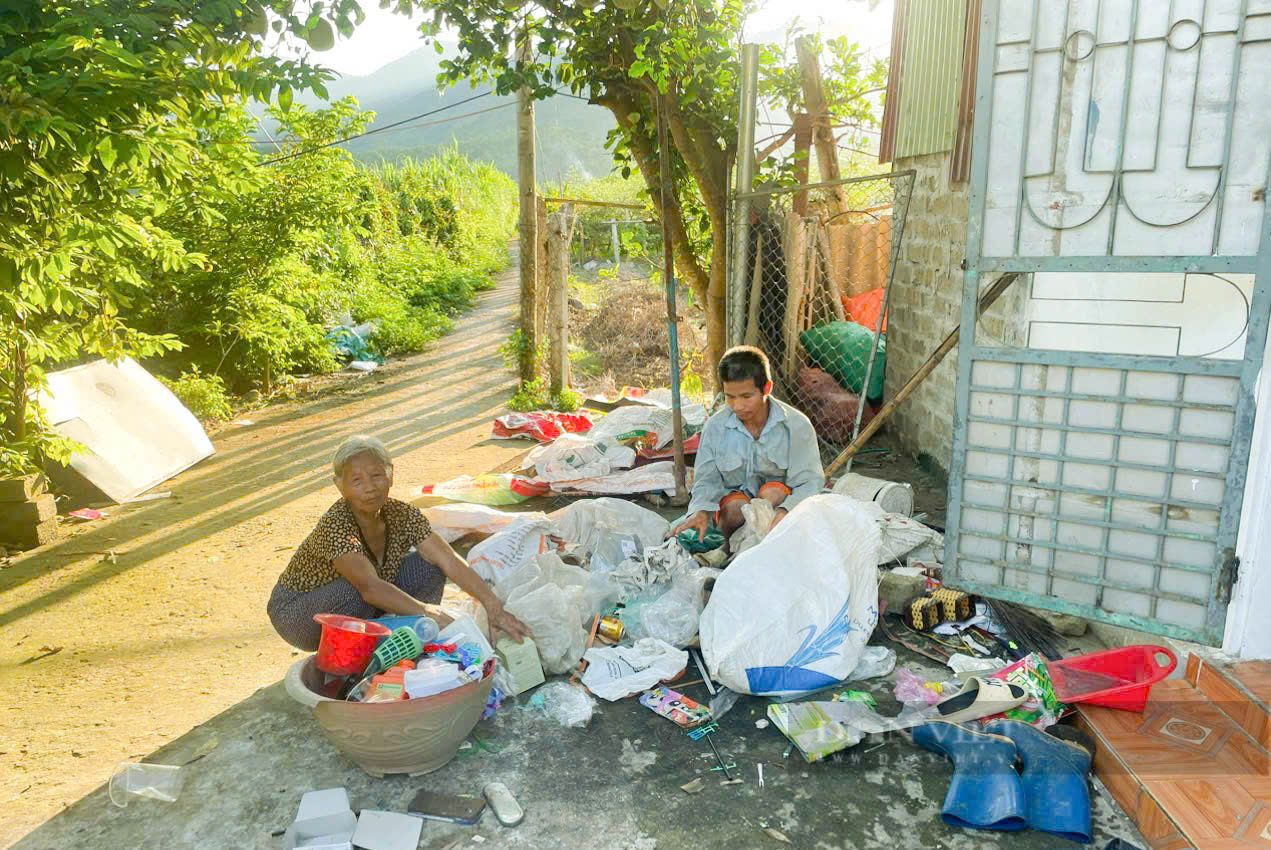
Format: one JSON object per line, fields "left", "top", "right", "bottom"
{"left": 912, "top": 718, "right": 1094, "bottom": 843}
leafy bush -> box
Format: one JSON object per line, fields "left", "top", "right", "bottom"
{"left": 158, "top": 370, "right": 233, "bottom": 423}
{"left": 507, "top": 378, "right": 582, "bottom": 413}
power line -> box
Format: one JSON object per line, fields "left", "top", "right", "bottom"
{"left": 253, "top": 87, "right": 594, "bottom": 167}
{"left": 257, "top": 89, "right": 495, "bottom": 166}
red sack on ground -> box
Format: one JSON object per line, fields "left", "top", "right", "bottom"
{"left": 796, "top": 366, "right": 876, "bottom": 445}
{"left": 491, "top": 411, "right": 594, "bottom": 443}
{"left": 841, "top": 288, "right": 887, "bottom": 334}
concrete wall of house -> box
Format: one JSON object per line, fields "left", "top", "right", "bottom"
{"left": 884, "top": 152, "right": 1027, "bottom": 475}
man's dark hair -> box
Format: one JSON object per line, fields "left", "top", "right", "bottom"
{"left": 718, "top": 345, "right": 771, "bottom": 391}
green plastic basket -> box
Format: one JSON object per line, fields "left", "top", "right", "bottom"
{"left": 363, "top": 626, "right": 423, "bottom": 677}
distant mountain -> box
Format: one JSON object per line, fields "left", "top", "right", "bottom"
{"left": 286, "top": 46, "right": 618, "bottom": 179}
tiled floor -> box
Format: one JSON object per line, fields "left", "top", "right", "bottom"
{"left": 1079, "top": 661, "right": 1271, "bottom": 849}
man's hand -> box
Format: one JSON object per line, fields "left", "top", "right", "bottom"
{"left": 669, "top": 510, "right": 710, "bottom": 541}
{"left": 770, "top": 507, "right": 788, "bottom": 528}
{"left": 486, "top": 599, "right": 532, "bottom": 643}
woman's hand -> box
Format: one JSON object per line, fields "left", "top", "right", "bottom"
{"left": 486, "top": 598, "right": 532, "bottom": 643}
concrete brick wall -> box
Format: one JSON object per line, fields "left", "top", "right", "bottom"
{"left": 885, "top": 153, "right": 969, "bottom": 474}
{"left": 885, "top": 152, "right": 1028, "bottom": 475}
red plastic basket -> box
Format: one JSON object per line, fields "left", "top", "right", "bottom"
{"left": 1047, "top": 644, "right": 1177, "bottom": 712}
{"left": 313, "top": 613, "right": 390, "bottom": 676}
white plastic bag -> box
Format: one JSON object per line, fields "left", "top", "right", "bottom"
{"left": 700, "top": 494, "right": 882, "bottom": 698}
{"left": 526, "top": 434, "right": 636, "bottom": 482}
{"left": 502, "top": 582, "right": 586, "bottom": 675}
{"left": 465, "top": 516, "right": 556, "bottom": 583}
{"left": 580, "top": 638, "right": 689, "bottom": 701}
{"left": 423, "top": 504, "right": 547, "bottom": 543}
{"left": 726, "top": 498, "right": 776, "bottom": 555}
{"left": 551, "top": 497, "right": 670, "bottom": 554}
{"left": 838, "top": 496, "right": 943, "bottom": 566}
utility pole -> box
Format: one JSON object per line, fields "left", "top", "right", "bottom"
{"left": 516, "top": 34, "right": 538, "bottom": 383}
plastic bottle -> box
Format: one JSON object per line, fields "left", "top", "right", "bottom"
{"left": 412, "top": 616, "right": 440, "bottom": 643}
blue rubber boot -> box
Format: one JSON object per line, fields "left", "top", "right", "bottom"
{"left": 911, "top": 720, "right": 1028, "bottom": 831}
{"left": 984, "top": 718, "right": 1093, "bottom": 844}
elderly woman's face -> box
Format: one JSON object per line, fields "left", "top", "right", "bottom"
{"left": 336, "top": 451, "right": 393, "bottom": 514}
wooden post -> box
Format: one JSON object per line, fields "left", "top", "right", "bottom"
{"left": 516, "top": 36, "right": 538, "bottom": 383}
{"left": 792, "top": 112, "right": 812, "bottom": 216}
{"left": 783, "top": 212, "right": 808, "bottom": 385}
{"left": 535, "top": 197, "right": 548, "bottom": 344}
{"left": 546, "top": 207, "right": 575, "bottom": 396}
{"left": 795, "top": 36, "right": 848, "bottom": 213}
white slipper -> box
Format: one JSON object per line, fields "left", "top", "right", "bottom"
{"left": 935, "top": 676, "right": 1027, "bottom": 723}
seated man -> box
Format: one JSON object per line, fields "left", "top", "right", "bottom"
{"left": 670, "top": 345, "right": 825, "bottom": 546}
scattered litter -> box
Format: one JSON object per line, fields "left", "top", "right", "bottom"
{"left": 550, "top": 460, "right": 678, "bottom": 496}
{"left": 529, "top": 681, "right": 595, "bottom": 727}
{"left": 850, "top": 645, "right": 898, "bottom": 680}
{"left": 467, "top": 517, "right": 558, "bottom": 584}
{"left": 708, "top": 688, "right": 740, "bottom": 721}
{"left": 472, "top": 836, "right": 486, "bottom": 844}
{"left": 692, "top": 648, "right": 717, "bottom": 696}
{"left": 640, "top": 686, "right": 711, "bottom": 727}
{"left": 891, "top": 565, "right": 926, "bottom": 578}
{"left": 680, "top": 777, "right": 706, "bottom": 794}
{"left": 757, "top": 762, "right": 765, "bottom": 788}
{"left": 983, "top": 652, "right": 1067, "bottom": 728}
{"left": 762, "top": 826, "right": 792, "bottom": 843}
{"left": 231, "top": 419, "right": 255, "bottom": 426}
{"left": 720, "top": 778, "right": 744, "bottom": 786}
{"left": 894, "top": 668, "right": 945, "bottom": 705}
{"left": 526, "top": 433, "right": 635, "bottom": 482}
{"left": 350, "top": 810, "right": 421, "bottom": 850}
{"left": 947, "top": 652, "right": 1005, "bottom": 680}
{"left": 107, "top": 762, "right": 183, "bottom": 808}
{"left": 492, "top": 410, "right": 594, "bottom": 442}
{"left": 347, "top": 361, "right": 378, "bottom": 372}
{"left": 420, "top": 474, "right": 549, "bottom": 506}
{"left": 423, "top": 505, "right": 548, "bottom": 545}
{"left": 755, "top": 719, "right": 769, "bottom": 730}
{"left": 580, "top": 638, "right": 688, "bottom": 701}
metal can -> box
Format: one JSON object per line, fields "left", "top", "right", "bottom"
{"left": 598, "top": 615, "right": 625, "bottom": 641}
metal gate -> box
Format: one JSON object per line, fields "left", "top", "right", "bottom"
{"left": 945, "top": 0, "right": 1271, "bottom": 644}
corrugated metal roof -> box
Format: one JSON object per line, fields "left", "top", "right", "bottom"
{"left": 878, "top": 0, "right": 907, "bottom": 164}
{"left": 894, "top": 0, "right": 967, "bottom": 160}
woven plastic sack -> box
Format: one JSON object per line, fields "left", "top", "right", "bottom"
{"left": 700, "top": 494, "right": 882, "bottom": 698}
{"left": 799, "top": 321, "right": 887, "bottom": 400}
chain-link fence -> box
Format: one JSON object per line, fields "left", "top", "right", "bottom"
{"left": 734, "top": 172, "right": 915, "bottom": 464}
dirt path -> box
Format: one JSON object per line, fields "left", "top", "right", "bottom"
{"left": 0, "top": 266, "right": 529, "bottom": 847}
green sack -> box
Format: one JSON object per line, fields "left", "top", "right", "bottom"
{"left": 799, "top": 321, "right": 886, "bottom": 400}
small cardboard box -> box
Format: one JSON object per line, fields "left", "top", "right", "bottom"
{"left": 496, "top": 636, "right": 545, "bottom": 695}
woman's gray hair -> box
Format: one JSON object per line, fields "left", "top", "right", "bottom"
{"left": 332, "top": 434, "right": 393, "bottom": 479}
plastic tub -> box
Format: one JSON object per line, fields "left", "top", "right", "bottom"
{"left": 313, "top": 613, "right": 390, "bottom": 676}
{"left": 1047, "top": 644, "right": 1177, "bottom": 712}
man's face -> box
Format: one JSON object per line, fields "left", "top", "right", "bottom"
{"left": 723, "top": 378, "right": 771, "bottom": 424}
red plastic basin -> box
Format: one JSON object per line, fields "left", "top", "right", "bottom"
{"left": 1048, "top": 643, "right": 1177, "bottom": 713}
{"left": 313, "top": 613, "right": 390, "bottom": 676}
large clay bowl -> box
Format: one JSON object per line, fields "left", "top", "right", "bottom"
{"left": 286, "top": 655, "right": 492, "bottom": 777}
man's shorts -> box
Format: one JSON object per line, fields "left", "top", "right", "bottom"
{"left": 715, "top": 481, "right": 791, "bottom": 522}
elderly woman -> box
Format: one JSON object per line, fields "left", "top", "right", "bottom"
{"left": 268, "top": 434, "right": 531, "bottom": 651}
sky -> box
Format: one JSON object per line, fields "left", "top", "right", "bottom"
{"left": 303, "top": 0, "right": 894, "bottom": 78}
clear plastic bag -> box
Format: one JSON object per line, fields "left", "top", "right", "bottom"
{"left": 503, "top": 583, "right": 586, "bottom": 675}
{"left": 533, "top": 681, "right": 596, "bottom": 727}
{"left": 628, "top": 566, "right": 720, "bottom": 648}
{"left": 849, "top": 646, "right": 897, "bottom": 680}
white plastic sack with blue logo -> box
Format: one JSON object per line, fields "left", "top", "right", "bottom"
{"left": 699, "top": 494, "right": 882, "bottom": 698}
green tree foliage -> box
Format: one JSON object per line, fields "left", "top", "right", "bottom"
{"left": 0, "top": 0, "right": 362, "bottom": 473}
{"left": 0, "top": 1, "right": 515, "bottom": 476}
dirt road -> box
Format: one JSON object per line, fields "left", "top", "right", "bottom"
{"left": 0, "top": 267, "right": 528, "bottom": 847}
